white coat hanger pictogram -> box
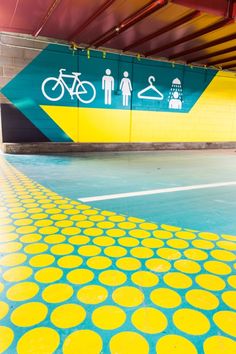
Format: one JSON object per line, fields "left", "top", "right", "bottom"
{"left": 138, "top": 76, "right": 164, "bottom": 100}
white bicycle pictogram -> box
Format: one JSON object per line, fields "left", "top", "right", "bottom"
{"left": 41, "top": 68, "right": 96, "bottom": 103}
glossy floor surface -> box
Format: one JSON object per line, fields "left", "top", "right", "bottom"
{"left": 6, "top": 150, "right": 236, "bottom": 234}
{"left": 0, "top": 153, "right": 236, "bottom": 353}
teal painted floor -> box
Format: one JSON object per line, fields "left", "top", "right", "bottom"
{"left": 5, "top": 150, "right": 236, "bottom": 234}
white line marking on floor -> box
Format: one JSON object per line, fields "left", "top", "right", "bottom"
{"left": 78, "top": 181, "right": 236, "bottom": 202}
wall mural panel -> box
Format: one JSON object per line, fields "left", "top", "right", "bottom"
{"left": 2, "top": 43, "right": 234, "bottom": 143}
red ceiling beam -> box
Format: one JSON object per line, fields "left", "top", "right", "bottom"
{"left": 33, "top": 0, "right": 61, "bottom": 37}
{"left": 145, "top": 17, "right": 233, "bottom": 57}
{"left": 168, "top": 33, "right": 236, "bottom": 59}
{"left": 208, "top": 55, "right": 236, "bottom": 66}
{"left": 91, "top": 0, "right": 168, "bottom": 48}
{"left": 68, "top": 0, "right": 117, "bottom": 41}
{"left": 187, "top": 45, "right": 236, "bottom": 64}
{"left": 222, "top": 62, "right": 236, "bottom": 69}
{"left": 123, "top": 10, "right": 201, "bottom": 52}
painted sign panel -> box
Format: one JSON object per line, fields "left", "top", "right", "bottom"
{"left": 1, "top": 44, "right": 217, "bottom": 142}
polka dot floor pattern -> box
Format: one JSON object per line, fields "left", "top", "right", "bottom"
{"left": 0, "top": 156, "right": 236, "bottom": 353}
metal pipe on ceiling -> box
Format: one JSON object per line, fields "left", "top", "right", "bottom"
{"left": 33, "top": 0, "right": 62, "bottom": 37}
{"left": 91, "top": 0, "right": 168, "bottom": 48}
{"left": 145, "top": 17, "right": 233, "bottom": 57}
{"left": 68, "top": 0, "right": 117, "bottom": 41}
{"left": 168, "top": 33, "right": 236, "bottom": 59}
{"left": 123, "top": 10, "right": 201, "bottom": 52}
{"left": 187, "top": 45, "right": 236, "bottom": 64}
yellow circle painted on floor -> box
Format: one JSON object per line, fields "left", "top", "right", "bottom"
{"left": 3, "top": 266, "right": 32, "bottom": 282}
{"left": 35, "top": 267, "right": 63, "bottom": 283}
{"left": 198, "top": 232, "right": 219, "bottom": 241}
{"left": 118, "top": 222, "right": 136, "bottom": 230}
{"left": 109, "top": 331, "right": 149, "bottom": 354}
{"left": 192, "top": 239, "right": 215, "bottom": 250}
{"left": 140, "top": 222, "right": 157, "bottom": 230}
{"left": 68, "top": 235, "right": 90, "bottom": 245}
{"left": 12, "top": 212, "right": 29, "bottom": 219}
{"left": 109, "top": 215, "right": 126, "bottom": 222}
{"left": 196, "top": 274, "right": 226, "bottom": 291}
{"left": 112, "top": 286, "right": 144, "bottom": 307}
{"left": 34, "top": 220, "right": 53, "bottom": 227}
{"left": 0, "top": 283, "right": 4, "bottom": 293}
{"left": 14, "top": 219, "right": 32, "bottom": 226}
{"left": 145, "top": 258, "right": 171, "bottom": 272}
{"left": 222, "top": 291, "right": 236, "bottom": 310}
{"left": 94, "top": 236, "right": 115, "bottom": 246}
{"left": 129, "top": 229, "right": 150, "bottom": 239}
{"left": 57, "top": 255, "right": 83, "bottom": 268}
{"left": 104, "top": 246, "right": 127, "bottom": 258}
{"left": 99, "top": 270, "right": 127, "bottom": 286}
{"left": 88, "top": 216, "right": 105, "bottom": 222}
{"left": 150, "top": 288, "right": 182, "bottom": 308}
{"left": 116, "top": 257, "right": 141, "bottom": 271}
{"left": 130, "top": 247, "right": 154, "bottom": 259}
{"left": 0, "top": 241, "right": 22, "bottom": 253}
{"left": 141, "top": 238, "right": 164, "bottom": 248}
{"left": 67, "top": 268, "right": 94, "bottom": 284}
{"left": 153, "top": 230, "right": 173, "bottom": 239}
{"left": 203, "top": 336, "right": 236, "bottom": 354}
{"left": 156, "top": 334, "right": 198, "bottom": 354}
{"left": 118, "top": 236, "right": 140, "bottom": 247}
{"left": 51, "top": 304, "right": 86, "bottom": 328}
{"left": 211, "top": 249, "right": 236, "bottom": 262}
{"left": 20, "top": 233, "right": 42, "bottom": 243}
{"left": 0, "top": 233, "right": 18, "bottom": 242}
{"left": 213, "top": 311, "right": 236, "bottom": 336}
{"left": 106, "top": 228, "right": 126, "bottom": 237}
{"left": 42, "top": 283, "right": 73, "bottom": 303}
{"left": 84, "top": 228, "right": 103, "bottom": 237}
{"left": 50, "top": 243, "right": 74, "bottom": 255}
{"left": 77, "top": 285, "right": 108, "bottom": 304}
{"left": 0, "top": 301, "right": 9, "bottom": 320}
{"left": 132, "top": 307, "right": 167, "bottom": 334}
{"left": 174, "top": 259, "right": 201, "bottom": 274}
{"left": 157, "top": 247, "right": 181, "bottom": 260}
{"left": 217, "top": 240, "right": 236, "bottom": 251}
{"left": 39, "top": 226, "right": 59, "bottom": 235}
{"left": 63, "top": 330, "right": 103, "bottom": 354}
{"left": 204, "top": 260, "right": 231, "bottom": 275}
{"left": 7, "top": 282, "right": 39, "bottom": 301}
{"left": 55, "top": 220, "right": 73, "bottom": 228}
{"left": 29, "top": 254, "right": 55, "bottom": 267}
{"left": 184, "top": 248, "right": 208, "bottom": 261}
{"left": 173, "top": 308, "right": 210, "bottom": 335}
{"left": 24, "top": 243, "right": 48, "bottom": 254}
{"left": 61, "top": 227, "right": 80, "bottom": 236}
{"left": 167, "top": 239, "right": 189, "bottom": 249}
{"left": 44, "top": 235, "right": 66, "bottom": 244}
{"left": 221, "top": 234, "right": 236, "bottom": 241}
{"left": 163, "top": 272, "right": 192, "bottom": 289}
{"left": 175, "top": 232, "right": 196, "bottom": 241}
{"left": 31, "top": 213, "right": 48, "bottom": 220}
{"left": 76, "top": 221, "right": 94, "bottom": 229}
{"left": 17, "top": 327, "right": 60, "bottom": 354}
{"left": 92, "top": 305, "right": 126, "bottom": 330}
{"left": 87, "top": 256, "right": 112, "bottom": 270}
{"left": 186, "top": 289, "right": 219, "bottom": 310}
{"left": 228, "top": 275, "right": 236, "bottom": 288}
{"left": 131, "top": 271, "right": 159, "bottom": 287}
{"left": 11, "top": 302, "right": 48, "bottom": 327}
{"left": 97, "top": 221, "right": 115, "bottom": 229}
{"left": 0, "top": 253, "right": 27, "bottom": 266}
{"left": 0, "top": 326, "right": 14, "bottom": 353}
{"left": 78, "top": 245, "right": 101, "bottom": 257}
{"left": 70, "top": 214, "right": 87, "bottom": 221}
